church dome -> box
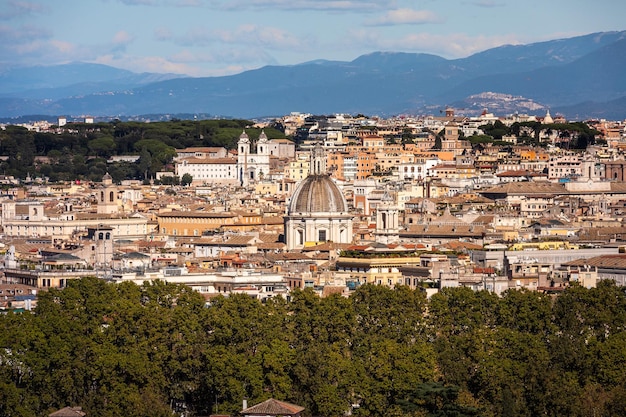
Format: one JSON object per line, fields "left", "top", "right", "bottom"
{"left": 288, "top": 174, "right": 348, "bottom": 214}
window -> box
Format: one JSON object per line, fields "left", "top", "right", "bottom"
{"left": 318, "top": 229, "right": 327, "bottom": 242}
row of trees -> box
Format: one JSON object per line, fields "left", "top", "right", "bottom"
{"left": 0, "top": 120, "right": 285, "bottom": 182}
{"left": 476, "top": 120, "right": 602, "bottom": 149}
{"left": 427, "top": 120, "right": 601, "bottom": 151}
{"left": 2, "top": 278, "right": 626, "bottom": 417}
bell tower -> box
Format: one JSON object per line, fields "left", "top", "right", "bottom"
{"left": 97, "top": 173, "right": 118, "bottom": 215}
{"left": 310, "top": 142, "right": 327, "bottom": 176}
{"left": 375, "top": 189, "right": 399, "bottom": 244}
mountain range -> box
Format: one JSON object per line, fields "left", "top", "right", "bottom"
{"left": 1, "top": 31, "right": 625, "bottom": 120}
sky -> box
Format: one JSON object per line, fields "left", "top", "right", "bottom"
{"left": 1, "top": 0, "right": 625, "bottom": 77}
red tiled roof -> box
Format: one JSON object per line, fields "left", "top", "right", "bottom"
{"left": 242, "top": 398, "right": 304, "bottom": 416}
{"left": 49, "top": 407, "right": 86, "bottom": 417}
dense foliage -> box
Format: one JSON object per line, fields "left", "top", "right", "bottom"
{"left": 471, "top": 120, "right": 602, "bottom": 149}
{"left": 2, "top": 278, "right": 626, "bottom": 417}
{"left": 0, "top": 120, "right": 286, "bottom": 182}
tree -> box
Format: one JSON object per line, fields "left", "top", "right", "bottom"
{"left": 87, "top": 136, "right": 116, "bottom": 158}
{"left": 395, "top": 382, "right": 481, "bottom": 416}
{"left": 181, "top": 173, "right": 193, "bottom": 186}
{"left": 137, "top": 147, "right": 152, "bottom": 180}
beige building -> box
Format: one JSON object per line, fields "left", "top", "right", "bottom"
{"left": 1, "top": 199, "right": 150, "bottom": 240}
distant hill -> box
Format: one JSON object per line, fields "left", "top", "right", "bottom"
{"left": 0, "top": 62, "right": 184, "bottom": 99}
{"left": 1, "top": 31, "right": 625, "bottom": 120}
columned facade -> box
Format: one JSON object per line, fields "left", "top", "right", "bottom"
{"left": 284, "top": 144, "right": 353, "bottom": 250}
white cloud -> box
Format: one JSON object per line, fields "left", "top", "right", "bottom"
{"left": 48, "top": 39, "right": 78, "bottom": 55}
{"left": 95, "top": 54, "right": 195, "bottom": 75}
{"left": 113, "top": 30, "right": 134, "bottom": 45}
{"left": 345, "top": 30, "right": 523, "bottom": 58}
{"left": 170, "top": 24, "right": 309, "bottom": 50}
{"left": 0, "top": 24, "right": 51, "bottom": 42}
{"left": 0, "top": 1, "right": 47, "bottom": 19}
{"left": 365, "top": 9, "right": 443, "bottom": 26}
{"left": 119, "top": 0, "right": 157, "bottom": 5}
{"left": 467, "top": 0, "right": 505, "bottom": 8}
{"left": 170, "top": 47, "right": 276, "bottom": 65}
{"left": 204, "top": 0, "right": 391, "bottom": 11}
{"left": 154, "top": 26, "right": 173, "bottom": 41}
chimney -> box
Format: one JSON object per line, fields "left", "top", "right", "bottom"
{"left": 243, "top": 399, "right": 248, "bottom": 411}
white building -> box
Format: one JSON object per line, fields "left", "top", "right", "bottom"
{"left": 238, "top": 130, "right": 271, "bottom": 186}
{"left": 1, "top": 199, "right": 150, "bottom": 240}
{"left": 176, "top": 157, "right": 239, "bottom": 185}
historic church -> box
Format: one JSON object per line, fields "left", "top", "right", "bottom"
{"left": 237, "top": 130, "right": 270, "bottom": 186}
{"left": 284, "top": 144, "right": 353, "bottom": 250}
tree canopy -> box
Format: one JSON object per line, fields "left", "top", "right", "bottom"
{"left": 2, "top": 279, "right": 626, "bottom": 416}
{"left": 0, "top": 120, "right": 285, "bottom": 182}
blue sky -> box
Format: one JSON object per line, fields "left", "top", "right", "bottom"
{"left": 2, "top": 0, "right": 625, "bottom": 77}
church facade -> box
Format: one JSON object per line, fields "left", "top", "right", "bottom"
{"left": 284, "top": 144, "right": 353, "bottom": 250}
{"left": 175, "top": 131, "right": 271, "bottom": 186}
{"left": 237, "top": 130, "right": 270, "bottom": 187}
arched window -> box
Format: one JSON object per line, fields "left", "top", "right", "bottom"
{"left": 109, "top": 191, "right": 114, "bottom": 202}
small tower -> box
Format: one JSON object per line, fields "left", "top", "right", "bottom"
{"left": 310, "top": 142, "right": 327, "bottom": 175}
{"left": 238, "top": 130, "right": 250, "bottom": 156}
{"left": 97, "top": 173, "right": 118, "bottom": 215}
{"left": 257, "top": 130, "right": 269, "bottom": 156}
{"left": 238, "top": 131, "right": 251, "bottom": 186}
{"left": 375, "top": 188, "right": 399, "bottom": 244}
{"left": 86, "top": 225, "right": 114, "bottom": 268}
{"left": 543, "top": 109, "right": 554, "bottom": 124}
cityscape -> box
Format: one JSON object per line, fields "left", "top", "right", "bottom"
{"left": 2, "top": 106, "right": 626, "bottom": 416}
{"left": 3, "top": 1, "right": 626, "bottom": 414}
{"left": 3, "top": 108, "right": 626, "bottom": 298}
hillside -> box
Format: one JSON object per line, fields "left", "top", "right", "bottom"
{"left": 1, "top": 31, "right": 625, "bottom": 119}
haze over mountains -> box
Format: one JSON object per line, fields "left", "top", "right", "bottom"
{"left": 1, "top": 31, "right": 625, "bottom": 120}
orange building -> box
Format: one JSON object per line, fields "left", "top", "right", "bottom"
{"left": 157, "top": 211, "right": 238, "bottom": 237}
{"left": 356, "top": 152, "right": 377, "bottom": 180}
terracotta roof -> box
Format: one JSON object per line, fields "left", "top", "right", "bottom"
{"left": 402, "top": 224, "right": 485, "bottom": 237}
{"left": 157, "top": 211, "right": 237, "bottom": 218}
{"left": 49, "top": 407, "right": 86, "bottom": 417}
{"left": 480, "top": 182, "right": 566, "bottom": 195}
{"left": 301, "top": 242, "right": 352, "bottom": 252}
{"left": 564, "top": 254, "right": 626, "bottom": 270}
{"left": 257, "top": 242, "right": 286, "bottom": 250}
{"left": 322, "top": 286, "right": 347, "bottom": 297}
{"left": 179, "top": 157, "right": 237, "bottom": 164}
{"left": 440, "top": 240, "right": 483, "bottom": 251}
{"left": 177, "top": 146, "right": 226, "bottom": 152}
{"left": 242, "top": 398, "right": 304, "bottom": 416}
{"left": 472, "top": 214, "right": 495, "bottom": 225}
{"left": 265, "top": 252, "right": 312, "bottom": 262}
{"left": 496, "top": 170, "right": 532, "bottom": 177}
{"left": 258, "top": 233, "right": 282, "bottom": 243}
